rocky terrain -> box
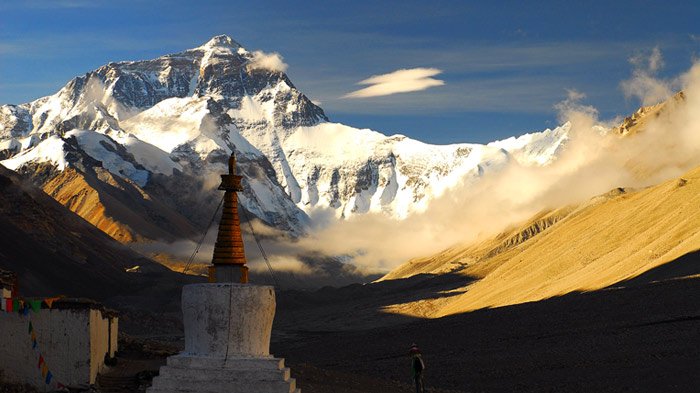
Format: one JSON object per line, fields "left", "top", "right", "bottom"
{"left": 104, "top": 243, "right": 700, "bottom": 393}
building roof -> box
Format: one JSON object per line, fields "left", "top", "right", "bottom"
{"left": 0, "top": 269, "right": 16, "bottom": 291}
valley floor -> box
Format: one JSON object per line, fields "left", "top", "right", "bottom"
{"left": 272, "top": 275, "right": 700, "bottom": 393}
{"left": 109, "top": 259, "right": 700, "bottom": 393}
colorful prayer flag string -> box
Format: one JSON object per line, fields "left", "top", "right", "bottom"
{"left": 5, "top": 295, "right": 68, "bottom": 389}
{"left": 3, "top": 296, "right": 63, "bottom": 313}
{"left": 29, "top": 300, "right": 41, "bottom": 313}
{"left": 44, "top": 297, "right": 60, "bottom": 309}
{"left": 2, "top": 295, "right": 67, "bottom": 388}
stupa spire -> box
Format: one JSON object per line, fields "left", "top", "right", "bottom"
{"left": 208, "top": 151, "right": 249, "bottom": 283}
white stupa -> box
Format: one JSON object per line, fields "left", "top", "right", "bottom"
{"left": 148, "top": 153, "right": 299, "bottom": 393}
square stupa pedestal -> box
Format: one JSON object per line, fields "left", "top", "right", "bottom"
{"left": 147, "top": 284, "right": 299, "bottom": 393}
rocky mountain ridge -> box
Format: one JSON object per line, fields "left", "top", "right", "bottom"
{"left": 0, "top": 35, "right": 570, "bottom": 244}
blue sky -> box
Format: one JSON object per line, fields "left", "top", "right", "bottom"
{"left": 1, "top": 0, "right": 699, "bottom": 144}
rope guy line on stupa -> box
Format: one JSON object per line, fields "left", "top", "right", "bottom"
{"left": 182, "top": 149, "right": 280, "bottom": 287}
{"left": 240, "top": 206, "right": 280, "bottom": 288}
{"left": 183, "top": 194, "right": 225, "bottom": 275}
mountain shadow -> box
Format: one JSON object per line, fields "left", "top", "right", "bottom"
{"left": 611, "top": 247, "right": 700, "bottom": 288}
{"left": 271, "top": 247, "right": 700, "bottom": 392}
{"left": 273, "top": 274, "right": 700, "bottom": 393}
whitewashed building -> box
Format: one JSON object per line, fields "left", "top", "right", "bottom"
{"left": 0, "top": 272, "right": 118, "bottom": 391}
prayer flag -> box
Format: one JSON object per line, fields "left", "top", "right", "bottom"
{"left": 28, "top": 321, "right": 33, "bottom": 333}
{"left": 57, "top": 382, "right": 65, "bottom": 389}
{"left": 12, "top": 299, "right": 19, "bottom": 312}
{"left": 44, "top": 297, "right": 60, "bottom": 308}
{"left": 5, "top": 298, "right": 13, "bottom": 313}
{"left": 31, "top": 330, "right": 37, "bottom": 342}
{"left": 32, "top": 339, "right": 37, "bottom": 349}
{"left": 38, "top": 355, "right": 44, "bottom": 368}
{"left": 29, "top": 300, "right": 41, "bottom": 313}
{"left": 41, "top": 363, "right": 48, "bottom": 378}
{"left": 45, "top": 371, "right": 53, "bottom": 385}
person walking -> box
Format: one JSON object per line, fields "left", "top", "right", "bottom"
{"left": 409, "top": 343, "right": 425, "bottom": 393}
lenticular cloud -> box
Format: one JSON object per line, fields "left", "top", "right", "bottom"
{"left": 343, "top": 67, "right": 444, "bottom": 98}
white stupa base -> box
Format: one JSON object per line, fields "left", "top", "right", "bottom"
{"left": 147, "top": 284, "right": 299, "bottom": 393}
{"left": 148, "top": 355, "right": 299, "bottom": 393}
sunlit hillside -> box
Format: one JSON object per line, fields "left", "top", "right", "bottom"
{"left": 381, "top": 92, "right": 700, "bottom": 318}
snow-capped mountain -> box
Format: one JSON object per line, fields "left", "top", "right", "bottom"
{"left": 0, "top": 35, "right": 569, "bottom": 242}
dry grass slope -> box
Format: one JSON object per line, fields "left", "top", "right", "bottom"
{"left": 383, "top": 166, "right": 700, "bottom": 318}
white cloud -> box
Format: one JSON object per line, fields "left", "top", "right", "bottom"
{"left": 629, "top": 46, "right": 664, "bottom": 73}
{"left": 247, "top": 50, "right": 288, "bottom": 73}
{"left": 621, "top": 47, "right": 676, "bottom": 106}
{"left": 554, "top": 89, "right": 598, "bottom": 123}
{"left": 343, "top": 67, "right": 444, "bottom": 98}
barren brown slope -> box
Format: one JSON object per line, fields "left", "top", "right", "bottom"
{"left": 381, "top": 206, "right": 578, "bottom": 281}
{"left": 20, "top": 160, "right": 199, "bottom": 243}
{"left": 383, "top": 166, "right": 700, "bottom": 318}
{"left": 0, "top": 164, "right": 174, "bottom": 298}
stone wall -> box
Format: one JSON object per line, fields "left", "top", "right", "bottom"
{"left": 0, "top": 304, "right": 117, "bottom": 391}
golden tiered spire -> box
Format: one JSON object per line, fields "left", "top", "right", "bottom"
{"left": 208, "top": 152, "right": 249, "bottom": 283}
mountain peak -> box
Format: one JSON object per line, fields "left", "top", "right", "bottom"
{"left": 199, "top": 35, "right": 241, "bottom": 50}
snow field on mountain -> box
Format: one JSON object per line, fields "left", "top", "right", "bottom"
{"left": 0, "top": 35, "right": 572, "bottom": 237}
{"left": 68, "top": 130, "right": 150, "bottom": 186}
{"left": 112, "top": 133, "right": 182, "bottom": 176}
{"left": 121, "top": 97, "right": 211, "bottom": 153}
{"left": 2, "top": 135, "right": 68, "bottom": 171}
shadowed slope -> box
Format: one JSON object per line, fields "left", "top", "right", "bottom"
{"left": 273, "top": 275, "right": 700, "bottom": 393}
{"left": 0, "top": 163, "right": 197, "bottom": 303}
